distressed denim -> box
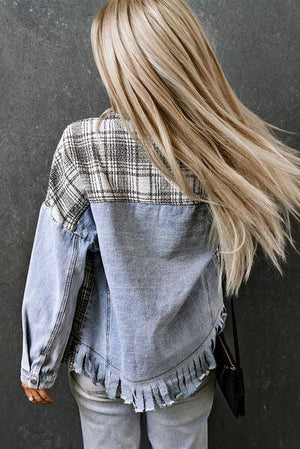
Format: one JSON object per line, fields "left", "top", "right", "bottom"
{"left": 67, "top": 368, "right": 217, "bottom": 449}
{"left": 20, "top": 109, "right": 228, "bottom": 413}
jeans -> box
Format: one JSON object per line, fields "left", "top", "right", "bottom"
{"left": 67, "top": 368, "right": 217, "bottom": 449}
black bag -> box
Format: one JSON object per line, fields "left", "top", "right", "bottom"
{"left": 214, "top": 296, "right": 245, "bottom": 417}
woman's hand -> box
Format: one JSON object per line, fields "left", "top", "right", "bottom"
{"left": 21, "top": 382, "right": 53, "bottom": 405}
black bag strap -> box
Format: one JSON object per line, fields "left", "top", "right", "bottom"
{"left": 229, "top": 297, "right": 241, "bottom": 367}
{"left": 220, "top": 262, "right": 241, "bottom": 367}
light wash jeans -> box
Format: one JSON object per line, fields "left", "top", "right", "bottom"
{"left": 67, "top": 368, "right": 217, "bottom": 449}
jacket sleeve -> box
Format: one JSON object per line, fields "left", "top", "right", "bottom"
{"left": 20, "top": 124, "right": 98, "bottom": 390}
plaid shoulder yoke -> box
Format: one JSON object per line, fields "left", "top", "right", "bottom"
{"left": 44, "top": 110, "right": 206, "bottom": 232}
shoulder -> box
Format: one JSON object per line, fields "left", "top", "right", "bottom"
{"left": 60, "top": 112, "right": 129, "bottom": 163}
{"left": 65, "top": 117, "right": 100, "bottom": 142}
{"left": 55, "top": 111, "right": 125, "bottom": 167}
{"left": 66, "top": 110, "right": 123, "bottom": 141}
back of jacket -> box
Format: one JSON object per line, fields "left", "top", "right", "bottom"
{"left": 20, "top": 108, "right": 228, "bottom": 413}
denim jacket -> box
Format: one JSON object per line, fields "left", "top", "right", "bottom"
{"left": 20, "top": 108, "right": 228, "bottom": 413}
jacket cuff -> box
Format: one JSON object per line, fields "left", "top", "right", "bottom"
{"left": 20, "top": 367, "right": 56, "bottom": 390}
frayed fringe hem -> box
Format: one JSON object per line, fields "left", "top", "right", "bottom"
{"left": 67, "top": 304, "right": 228, "bottom": 413}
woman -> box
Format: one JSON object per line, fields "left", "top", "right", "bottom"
{"left": 20, "top": 1, "right": 300, "bottom": 448}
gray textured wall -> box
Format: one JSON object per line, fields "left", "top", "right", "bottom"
{"left": 1, "top": 1, "right": 299, "bottom": 448}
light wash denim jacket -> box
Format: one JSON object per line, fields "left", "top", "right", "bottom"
{"left": 20, "top": 108, "right": 228, "bottom": 413}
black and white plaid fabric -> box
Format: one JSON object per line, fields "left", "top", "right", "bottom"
{"left": 44, "top": 125, "right": 89, "bottom": 232}
{"left": 44, "top": 109, "right": 206, "bottom": 233}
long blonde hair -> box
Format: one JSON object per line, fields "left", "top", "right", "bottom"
{"left": 90, "top": 0, "right": 300, "bottom": 298}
